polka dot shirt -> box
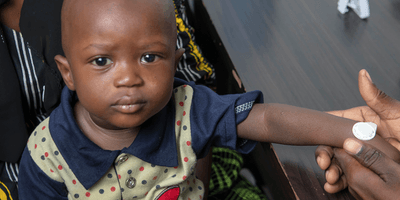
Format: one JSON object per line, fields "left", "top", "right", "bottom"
{"left": 18, "top": 78, "right": 262, "bottom": 199}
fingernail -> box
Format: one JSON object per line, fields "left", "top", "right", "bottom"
{"left": 344, "top": 139, "right": 362, "bottom": 154}
{"left": 365, "top": 70, "right": 372, "bottom": 83}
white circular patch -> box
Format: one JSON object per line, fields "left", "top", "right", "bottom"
{"left": 352, "top": 122, "right": 377, "bottom": 141}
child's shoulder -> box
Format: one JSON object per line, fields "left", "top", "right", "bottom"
{"left": 27, "top": 117, "right": 52, "bottom": 149}
{"left": 25, "top": 117, "right": 66, "bottom": 182}
{"left": 173, "top": 77, "right": 214, "bottom": 98}
{"left": 26, "top": 117, "right": 60, "bottom": 161}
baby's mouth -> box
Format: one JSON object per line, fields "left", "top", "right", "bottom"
{"left": 121, "top": 104, "right": 134, "bottom": 109}
{"left": 114, "top": 103, "right": 145, "bottom": 114}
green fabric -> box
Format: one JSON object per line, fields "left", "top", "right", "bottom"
{"left": 208, "top": 147, "right": 268, "bottom": 200}
{"left": 224, "top": 177, "right": 268, "bottom": 200}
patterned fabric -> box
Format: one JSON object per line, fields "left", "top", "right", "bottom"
{"left": 0, "top": 23, "right": 48, "bottom": 200}
{"left": 174, "top": 0, "right": 216, "bottom": 85}
{"left": 1, "top": 24, "right": 48, "bottom": 132}
{"left": 24, "top": 86, "right": 203, "bottom": 199}
{"left": 208, "top": 148, "right": 267, "bottom": 200}
{"left": 220, "top": 177, "right": 268, "bottom": 200}
{"left": 19, "top": 79, "right": 262, "bottom": 199}
{"left": 209, "top": 147, "right": 243, "bottom": 196}
{"left": 22, "top": 86, "right": 202, "bottom": 200}
{"left": 0, "top": 162, "right": 18, "bottom": 200}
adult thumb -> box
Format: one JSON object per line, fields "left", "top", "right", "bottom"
{"left": 335, "top": 139, "right": 400, "bottom": 200}
{"left": 333, "top": 142, "right": 387, "bottom": 200}
{"left": 342, "top": 138, "right": 394, "bottom": 174}
{"left": 358, "top": 69, "right": 400, "bottom": 117}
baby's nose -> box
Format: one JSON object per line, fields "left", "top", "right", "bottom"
{"left": 113, "top": 64, "right": 144, "bottom": 87}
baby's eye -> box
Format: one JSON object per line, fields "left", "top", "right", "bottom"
{"left": 140, "top": 54, "right": 158, "bottom": 64}
{"left": 91, "top": 57, "right": 113, "bottom": 66}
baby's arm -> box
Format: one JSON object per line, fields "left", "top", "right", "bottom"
{"left": 237, "top": 103, "right": 400, "bottom": 161}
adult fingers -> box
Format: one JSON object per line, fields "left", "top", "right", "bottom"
{"left": 347, "top": 187, "right": 363, "bottom": 200}
{"left": 315, "top": 145, "right": 334, "bottom": 170}
{"left": 343, "top": 138, "right": 396, "bottom": 174}
{"left": 323, "top": 175, "right": 348, "bottom": 194}
{"left": 315, "top": 146, "right": 347, "bottom": 193}
{"left": 387, "top": 138, "right": 400, "bottom": 152}
{"left": 325, "top": 159, "right": 342, "bottom": 185}
{"left": 334, "top": 139, "right": 400, "bottom": 200}
{"left": 333, "top": 146, "right": 387, "bottom": 199}
{"left": 358, "top": 69, "right": 400, "bottom": 119}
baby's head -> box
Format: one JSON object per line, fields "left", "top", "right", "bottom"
{"left": 55, "top": 0, "right": 184, "bottom": 130}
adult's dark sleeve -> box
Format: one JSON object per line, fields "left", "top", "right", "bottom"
{"left": 0, "top": 26, "right": 29, "bottom": 163}
{"left": 20, "top": 0, "right": 65, "bottom": 115}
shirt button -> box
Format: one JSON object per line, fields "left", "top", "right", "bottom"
{"left": 126, "top": 177, "right": 136, "bottom": 189}
{"left": 117, "top": 154, "right": 128, "bottom": 164}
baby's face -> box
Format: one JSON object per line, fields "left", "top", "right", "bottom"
{"left": 61, "top": 0, "right": 180, "bottom": 130}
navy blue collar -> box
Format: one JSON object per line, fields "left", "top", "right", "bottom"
{"left": 48, "top": 80, "right": 186, "bottom": 189}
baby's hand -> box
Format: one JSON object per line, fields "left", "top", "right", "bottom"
{"left": 315, "top": 145, "right": 348, "bottom": 193}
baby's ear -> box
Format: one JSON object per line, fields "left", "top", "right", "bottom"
{"left": 174, "top": 48, "right": 185, "bottom": 71}
{"left": 55, "top": 55, "right": 75, "bottom": 91}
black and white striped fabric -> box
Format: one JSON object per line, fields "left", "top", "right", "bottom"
{"left": 3, "top": 162, "right": 19, "bottom": 184}
{"left": 2, "top": 25, "right": 48, "bottom": 133}
{"left": 1, "top": 25, "right": 47, "bottom": 188}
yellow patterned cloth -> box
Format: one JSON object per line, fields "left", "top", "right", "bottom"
{"left": 174, "top": 0, "right": 216, "bottom": 85}
{"left": 0, "top": 181, "right": 14, "bottom": 200}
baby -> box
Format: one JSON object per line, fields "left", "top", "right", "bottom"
{"left": 18, "top": 0, "right": 399, "bottom": 199}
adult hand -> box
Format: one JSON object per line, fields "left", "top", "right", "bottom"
{"left": 315, "top": 137, "right": 400, "bottom": 194}
{"left": 316, "top": 69, "right": 400, "bottom": 193}
{"left": 333, "top": 138, "right": 400, "bottom": 200}
{"left": 315, "top": 145, "right": 342, "bottom": 193}
{"left": 328, "top": 69, "right": 400, "bottom": 149}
